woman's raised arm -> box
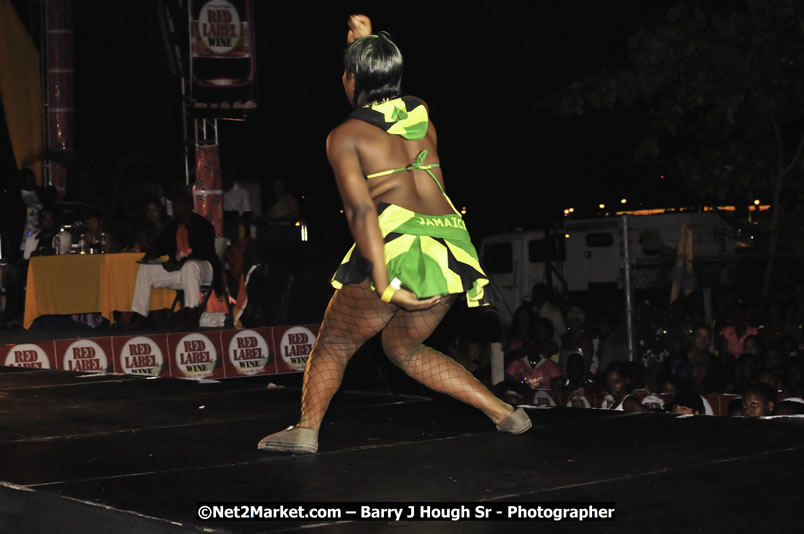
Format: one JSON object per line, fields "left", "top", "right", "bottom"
{"left": 347, "top": 14, "right": 372, "bottom": 44}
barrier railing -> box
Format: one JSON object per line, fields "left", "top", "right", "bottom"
{"left": 1, "top": 325, "right": 318, "bottom": 380}
{"left": 522, "top": 388, "right": 740, "bottom": 416}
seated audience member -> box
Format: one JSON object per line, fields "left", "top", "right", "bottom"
{"left": 666, "top": 298, "right": 693, "bottom": 358}
{"left": 666, "top": 389, "right": 706, "bottom": 415}
{"left": 689, "top": 324, "right": 715, "bottom": 363}
{"left": 17, "top": 167, "right": 43, "bottom": 256}
{"left": 558, "top": 352, "right": 586, "bottom": 394}
{"left": 70, "top": 208, "right": 111, "bottom": 327}
{"left": 561, "top": 306, "right": 595, "bottom": 373}
{"left": 70, "top": 208, "right": 110, "bottom": 327}
{"left": 727, "top": 398, "right": 743, "bottom": 417}
{"left": 772, "top": 398, "right": 804, "bottom": 415}
{"left": 135, "top": 198, "right": 170, "bottom": 255}
{"left": 718, "top": 304, "right": 758, "bottom": 359}
{"left": 659, "top": 376, "right": 681, "bottom": 395}
{"left": 743, "top": 335, "right": 764, "bottom": 359}
{"left": 559, "top": 352, "right": 598, "bottom": 408}
{"left": 529, "top": 318, "right": 560, "bottom": 363}
{"left": 22, "top": 207, "right": 59, "bottom": 259}
{"left": 622, "top": 360, "right": 648, "bottom": 391}
{"left": 750, "top": 367, "right": 780, "bottom": 393}
{"left": 779, "top": 357, "right": 804, "bottom": 399}
{"left": 606, "top": 359, "right": 666, "bottom": 410}
{"left": 665, "top": 323, "right": 723, "bottom": 388}
{"left": 670, "top": 371, "right": 715, "bottom": 414}
{"left": 685, "top": 362, "right": 717, "bottom": 395}
{"left": 529, "top": 283, "right": 566, "bottom": 347}
{"left": 83, "top": 209, "right": 113, "bottom": 253}
{"left": 130, "top": 192, "right": 221, "bottom": 329}
{"left": 265, "top": 179, "right": 299, "bottom": 221}
{"left": 778, "top": 335, "right": 799, "bottom": 359}
{"left": 660, "top": 347, "right": 692, "bottom": 385}
{"left": 741, "top": 383, "right": 776, "bottom": 417}
{"left": 505, "top": 305, "right": 534, "bottom": 353}
{"left": 0, "top": 208, "right": 59, "bottom": 328}
{"left": 595, "top": 312, "right": 628, "bottom": 376}
{"left": 763, "top": 346, "right": 783, "bottom": 375}
{"left": 504, "top": 342, "right": 562, "bottom": 391}
{"left": 601, "top": 361, "right": 648, "bottom": 412}
{"left": 453, "top": 335, "right": 492, "bottom": 387}
{"left": 724, "top": 352, "right": 757, "bottom": 394}
{"left": 683, "top": 292, "right": 707, "bottom": 327}
{"left": 223, "top": 171, "right": 252, "bottom": 242}
{"left": 498, "top": 319, "right": 561, "bottom": 404}
{"left": 759, "top": 304, "right": 785, "bottom": 347}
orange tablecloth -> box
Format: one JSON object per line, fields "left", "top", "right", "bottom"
{"left": 24, "top": 252, "right": 175, "bottom": 329}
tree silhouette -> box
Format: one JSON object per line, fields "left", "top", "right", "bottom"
{"left": 547, "top": 0, "right": 804, "bottom": 294}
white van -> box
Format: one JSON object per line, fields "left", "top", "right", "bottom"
{"left": 479, "top": 212, "right": 735, "bottom": 323}
{"left": 478, "top": 229, "right": 565, "bottom": 320}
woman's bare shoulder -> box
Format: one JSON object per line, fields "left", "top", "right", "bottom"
{"left": 327, "top": 119, "right": 384, "bottom": 162}
{"left": 328, "top": 119, "right": 365, "bottom": 146}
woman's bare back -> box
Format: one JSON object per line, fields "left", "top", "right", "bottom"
{"left": 336, "top": 112, "right": 455, "bottom": 216}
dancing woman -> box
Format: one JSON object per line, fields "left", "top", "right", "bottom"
{"left": 258, "top": 15, "right": 531, "bottom": 454}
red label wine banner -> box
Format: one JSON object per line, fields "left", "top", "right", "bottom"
{"left": 168, "top": 331, "right": 225, "bottom": 380}
{"left": 273, "top": 324, "right": 319, "bottom": 374}
{"left": 55, "top": 338, "right": 114, "bottom": 374}
{"left": 1, "top": 342, "right": 56, "bottom": 370}
{"left": 221, "top": 327, "right": 275, "bottom": 378}
{"left": 189, "top": 0, "right": 257, "bottom": 118}
{"left": 113, "top": 335, "right": 172, "bottom": 377}
{"left": 0, "top": 325, "right": 319, "bottom": 379}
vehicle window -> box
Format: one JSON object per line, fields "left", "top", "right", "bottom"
{"left": 585, "top": 233, "right": 614, "bottom": 247}
{"left": 529, "top": 238, "right": 566, "bottom": 262}
{"left": 482, "top": 242, "right": 512, "bottom": 273}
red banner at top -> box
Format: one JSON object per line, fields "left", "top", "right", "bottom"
{"left": 189, "top": 0, "right": 257, "bottom": 118}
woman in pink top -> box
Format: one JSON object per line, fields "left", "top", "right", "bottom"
{"left": 718, "top": 306, "right": 758, "bottom": 358}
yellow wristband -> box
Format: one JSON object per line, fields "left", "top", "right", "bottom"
{"left": 380, "top": 285, "right": 397, "bottom": 303}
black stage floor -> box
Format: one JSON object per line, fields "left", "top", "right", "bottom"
{"left": 1, "top": 365, "right": 803, "bottom": 533}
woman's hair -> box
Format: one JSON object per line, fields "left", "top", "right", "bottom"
{"left": 144, "top": 197, "right": 167, "bottom": 220}
{"left": 343, "top": 31, "right": 403, "bottom": 107}
{"left": 743, "top": 382, "right": 777, "bottom": 405}
{"left": 604, "top": 361, "right": 630, "bottom": 383}
{"left": 84, "top": 207, "right": 103, "bottom": 223}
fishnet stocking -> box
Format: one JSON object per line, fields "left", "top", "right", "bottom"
{"left": 298, "top": 280, "right": 395, "bottom": 429}
{"left": 381, "top": 301, "right": 513, "bottom": 424}
{"left": 297, "top": 279, "right": 512, "bottom": 430}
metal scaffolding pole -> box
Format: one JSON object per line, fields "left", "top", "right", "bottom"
{"left": 622, "top": 215, "right": 636, "bottom": 362}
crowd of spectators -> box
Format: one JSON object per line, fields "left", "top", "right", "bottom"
{"left": 0, "top": 167, "right": 267, "bottom": 330}
{"left": 477, "top": 283, "right": 804, "bottom": 418}
{"left": 0, "top": 162, "right": 320, "bottom": 332}
{"left": 3, "top": 167, "right": 804, "bottom": 421}
{"left": 0, "top": 178, "right": 180, "bottom": 328}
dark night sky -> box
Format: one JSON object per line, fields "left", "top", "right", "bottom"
{"left": 4, "top": 1, "right": 680, "bottom": 249}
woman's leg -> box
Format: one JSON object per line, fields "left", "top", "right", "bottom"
{"left": 380, "top": 296, "right": 515, "bottom": 424}
{"left": 297, "top": 279, "right": 396, "bottom": 430}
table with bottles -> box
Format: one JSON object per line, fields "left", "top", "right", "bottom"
{"left": 23, "top": 252, "right": 176, "bottom": 329}
{"left": 52, "top": 226, "right": 107, "bottom": 255}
